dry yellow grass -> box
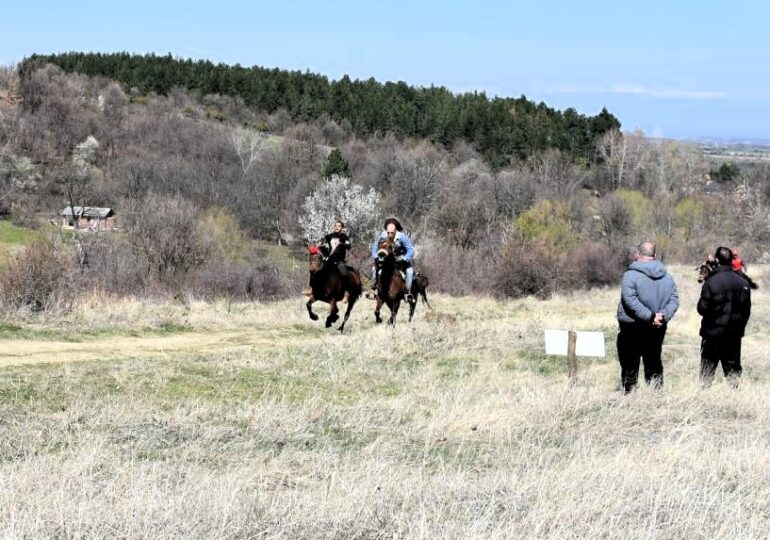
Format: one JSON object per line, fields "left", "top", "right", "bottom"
{"left": 0, "top": 265, "right": 768, "bottom": 538}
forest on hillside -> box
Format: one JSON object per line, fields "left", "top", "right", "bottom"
{"left": 21, "top": 52, "right": 620, "bottom": 167}
{"left": 1, "top": 59, "right": 769, "bottom": 311}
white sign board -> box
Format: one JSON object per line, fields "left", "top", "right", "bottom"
{"left": 544, "top": 330, "right": 605, "bottom": 357}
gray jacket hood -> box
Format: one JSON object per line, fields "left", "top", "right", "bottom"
{"left": 627, "top": 260, "right": 668, "bottom": 280}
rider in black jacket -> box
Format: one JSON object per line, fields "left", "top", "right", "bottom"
{"left": 697, "top": 246, "right": 752, "bottom": 386}
{"left": 323, "top": 220, "right": 351, "bottom": 277}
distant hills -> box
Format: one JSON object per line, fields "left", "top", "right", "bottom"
{"left": 693, "top": 137, "right": 770, "bottom": 147}
{"left": 692, "top": 138, "right": 770, "bottom": 161}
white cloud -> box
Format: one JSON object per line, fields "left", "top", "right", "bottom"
{"left": 647, "top": 88, "right": 726, "bottom": 99}
{"left": 609, "top": 85, "right": 647, "bottom": 95}
{"left": 544, "top": 84, "right": 604, "bottom": 95}
{"left": 545, "top": 84, "right": 725, "bottom": 100}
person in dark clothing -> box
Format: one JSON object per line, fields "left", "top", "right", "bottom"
{"left": 322, "top": 220, "right": 352, "bottom": 277}
{"left": 616, "top": 241, "right": 680, "bottom": 393}
{"left": 697, "top": 246, "right": 752, "bottom": 387}
{"left": 303, "top": 221, "right": 352, "bottom": 298}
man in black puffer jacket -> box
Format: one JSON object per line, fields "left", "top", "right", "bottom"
{"left": 697, "top": 246, "right": 752, "bottom": 386}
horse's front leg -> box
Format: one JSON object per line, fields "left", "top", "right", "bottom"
{"left": 306, "top": 297, "right": 319, "bottom": 321}
{"left": 325, "top": 298, "right": 339, "bottom": 328}
{"left": 337, "top": 296, "right": 357, "bottom": 333}
{"left": 388, "top": 299, "right": 401, "bottom": 325}
{"left": 374, "top": 297, "right": 384, "bottom": 324}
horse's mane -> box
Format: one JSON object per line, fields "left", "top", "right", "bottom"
{"left": 378, "top": 236, "right": 394, "bottom": 249}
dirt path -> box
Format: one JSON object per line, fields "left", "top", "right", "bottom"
{"left": 0, "top": 327, "right": 306, "bottom": 367}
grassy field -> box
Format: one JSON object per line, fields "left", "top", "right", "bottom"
{"left": 1, "top": 265, "right": 769, "bottom": 538}
{"left": 0, "top": 220, "right": 41, "bottom": 265}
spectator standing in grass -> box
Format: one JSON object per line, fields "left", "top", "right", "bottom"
{"left": 698, "top": 246, "right": 752, "bottom": 387}
{"left": 616, "top": 241, "right": 680, "bottom": 392}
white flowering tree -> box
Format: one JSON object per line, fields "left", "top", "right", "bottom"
{"left": 299, "top": 175, "right": 381, "bottom": 243}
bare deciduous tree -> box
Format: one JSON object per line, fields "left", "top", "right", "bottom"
{"left": 231, "top": 127, "right": 265, "bottom": 175}
{"left": 595, "top": 129, "right": 653, "bottom": 193}
{"left": 124, "top": 194, "right": 210, "bottom": 282}
{"left": 385, "top": 142, "right": 446, "bottom": 224}
{"left": 57, "top": 164, "right": 94, "bottom": 270}
{"left": 431, "top": 159, "right": 497, "bottom": 248}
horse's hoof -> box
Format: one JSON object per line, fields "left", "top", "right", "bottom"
{"left": 309, "top": 313, "right": 319, "bottom": 321}
{"left": 325, "top": 320, "right": 333, "bottom": 328}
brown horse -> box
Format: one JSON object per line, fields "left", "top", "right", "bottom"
{"left": 697, "top": 254, "right": 758, "bottom": 289}
{"left": 306, "top": 246, "right": 362, "bottom": 332}
{"left": 373, "top": 237, "right": 431, "bottom": 324}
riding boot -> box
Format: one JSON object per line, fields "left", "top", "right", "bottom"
{"left": 404, "top": 265, "right": 415, "bottom": 303}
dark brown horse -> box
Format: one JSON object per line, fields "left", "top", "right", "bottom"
{"left": 697, "top": 254, "right": 758, "bottom": 289}
{"left": 306, "top": 246, "right": 362, "bottom": 332}
{"left": 372, "top": 237, "right": 431, "bottom": 324}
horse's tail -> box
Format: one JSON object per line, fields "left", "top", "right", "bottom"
{"left": 741, "top": 271, "right": 759, "bottom": 290}
{"left": 412, "top": 273, "right": 432, "bottom": 309}
{"left": 419, "top": 288, "right": 431, "bottom": 309}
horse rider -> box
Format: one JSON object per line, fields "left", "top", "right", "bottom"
{"left": 370, "top": 217, "right": 415, "bottom": 302}
{"left": 304, "top": 220, "right": 352, "bottom": 298}
{"left": 322, "top": 220, "right": 351, "bottom": 277}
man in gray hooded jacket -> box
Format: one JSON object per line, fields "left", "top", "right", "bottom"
{"left": 616, "top": 241, "right": 679, "bottom": 392}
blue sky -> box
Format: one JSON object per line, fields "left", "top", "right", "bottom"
{"left": 3, "top": 0, "right": 768, "bottom": 140}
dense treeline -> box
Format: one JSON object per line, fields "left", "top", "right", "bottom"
{"left": 21, "top": 52, "right": 620, "bottom": 167}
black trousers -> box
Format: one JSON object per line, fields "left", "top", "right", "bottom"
{"left": 335, "top": 260, "right": 349, "bottom": 277}
{"left": 327, "top": 257, "right": 349, "bottom": 277}
{"left": 617, "top": 322, "right": 667, "bottom": 392}
{"left": 700, "top": 336, "right": 742, "bottom": 386}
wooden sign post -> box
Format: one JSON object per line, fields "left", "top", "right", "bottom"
{"left": 567, "top": 330, "right": 577, "bottom": 383}
{"left": 544, "top": 329, "right": 605, "bottom": 382}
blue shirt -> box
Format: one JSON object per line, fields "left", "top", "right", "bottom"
{"left": 371, "top": 230, "right": 414, "bottom": 261}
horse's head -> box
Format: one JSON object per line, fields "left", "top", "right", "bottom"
{"left": 697, "top": 255, "right": 717, "bottom": 283}
{"left": 308, "top": 245, "right": 324, "bottom": 272}
{"left": 376, "top": 235, "right": 396, "bottom": 265}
